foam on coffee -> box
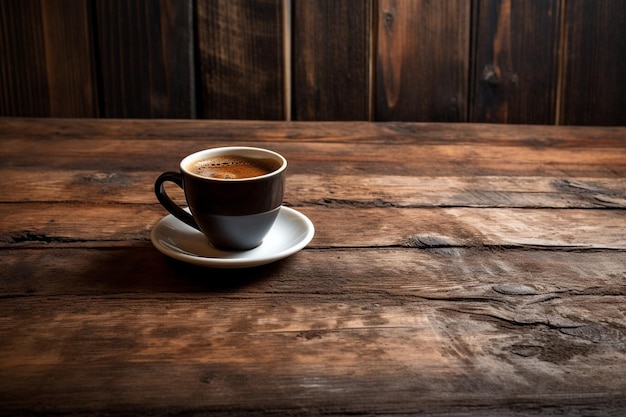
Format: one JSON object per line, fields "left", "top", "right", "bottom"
{"left": 190, "top": 155, "right": 280, "bottom": 179}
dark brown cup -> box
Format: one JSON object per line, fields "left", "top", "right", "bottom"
{"left": 155, "top": 147, "right": 286, "bottom": 250}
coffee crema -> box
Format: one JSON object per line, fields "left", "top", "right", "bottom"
{"left": 190, "top": 155, "right": 281, "bottom": 179}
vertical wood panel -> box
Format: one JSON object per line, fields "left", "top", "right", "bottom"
{"left": 471, "top": 0, "right": 561, "bottom": 124}
{"left": 197, "top": 0, "right": 285, "bottom": 120}
{"left": 0, "top": 0, "right": 96, "bottom": 117}
{"left": 41, "top": 0, "right": 98, "bottom": 117}
{"left": 1, "top": 0, "right": 624, "bottom": 124}
{"left": 375, "top": 0, "right": 470, "bottom": 122}
{"left": 292, "top": 0, "right": 371, "bottom": 121}
{"left": 95, "top": 0, "right": 194, "bottom": 118}
{"left": 0, "top": 0, "right": 48, "bottom": 117}
{"left": 561, "top": 0, "right": 626, "bottom": 126}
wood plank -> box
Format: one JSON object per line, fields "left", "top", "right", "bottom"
{"left": 375, "top": 0, "right": 470, "bottom": 121}
{"left": 1, "top": 204, "right": 624, "bottom": 250}
{"left": 196, "top": 0, "right": 285, "bottom": 120}
{"left": 1, "top": 249, "right": 625, "bottom": 413}
{"left": 1, "top": 362, "right": 623, "bottom": 415}
{"left": 471, "top": 0, "right": 561, "bottom": 124}
{"left": 1, "top": 119, "right": 625, "bottom": 147}
{"left": 292, "top": 0, "right": 371, "bottom": 120}
{"left": 561, "top": 0, "right": 626, "bottom": 125}
{"left": 289, "top": 175, "right": 626, "bottom": 209}
{"left": 0, "top": 0, "right": 50, "bottom": 116}
{"left": 94, "top": 0, "right": 194, "bottom": 118}
{"left": 40, "top": 0, "right": 98, "bottom": 117}
{"left": 1, "top": 131, "right": 624, "bottom": 178}
{"left": 2, "top": 247, "right": 625, "bottom": 297}
{"left": 0, "top": 0, "right": 96, "bottom": 117}
{"left": 1, "top": 169, "right": 624, "bottom": 208}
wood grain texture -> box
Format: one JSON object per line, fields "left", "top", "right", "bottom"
{"left": 376, "top": 0, "right": 470, "bottom": 121}
{"left": 40, "top": 0, "right": 98, "bottom": 117}
{"left": 2, "top": 204, "right": 625, "bottom": 251}
{"left": 561, "top": 0, "right": 626, "bottom": 126}
{"left": 292, "top": 0, "right": 371, "bottom": 121}
{"left": 0, "top": 0, "right": 96, "bottom": 117}
{"left": 471, "top": 0, "right": 561, "bottom": 124}
{"left": 2, "top": 247, "right": 625, "bottom": 297}
{"left": 2, "top": 169, "right": 625, "bottom": 208}
{"left": 2, "top": 1, "right": 626, "bottom": 124}
{"left": 94, "top": 0, "right": 194, "bottom": 118}
{"left": 0, "top": 119, "right": 625, "bottom": 415}
{"left": 197, "top": 0, "right": 285, "bottom": 120}
{"left": 2, "top": 118, "right": 625, "bottom": 145}
{"left": 1, "top": 120, "right": 625, "bottom": 177}
{"left": 1, "top": 248, "right": 625, "bottom": 415}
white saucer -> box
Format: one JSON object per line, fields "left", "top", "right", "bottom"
{"left": 151, "top": 206, "right": 314, "bottom": 268}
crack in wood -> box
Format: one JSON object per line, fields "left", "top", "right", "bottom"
{"left": 404, "top": 235, "right": 459, "bottom": 248}
{"left": 3, "top": 236, "right": 624, "bottom": 253}
{"left": 2, "top": 231, "right": 60, "bottom": 244}
{"left": 0, "top": 231, "right": 147, "bottom": 245}
{"left": 552, "top": 179, "right": 626, "bottom": 208}
{"left": 443, "top": 308, "right": 626, "bottom": 347}
{"left": 455, "top": 310, "right": 583, "bottom": 331}
{"left": 305, "top": 198, "right": 399, "bottom": 208}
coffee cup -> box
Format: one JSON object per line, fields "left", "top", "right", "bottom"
{"left": 155, "top": 147, "right": 286, "bottom": 250}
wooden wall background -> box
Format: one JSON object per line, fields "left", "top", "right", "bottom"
{"left": 1, "top": 0, "right": 625, "bottom": 125}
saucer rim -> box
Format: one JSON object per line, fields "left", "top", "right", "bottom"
{"left": 151, "top": 206, "right": 314, "bottom": 268}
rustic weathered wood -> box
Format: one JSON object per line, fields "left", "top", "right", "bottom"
{"left": 1, "top": 248, "right": 625, "bottom": 414}
{"left": 2, "top": 118, "right": 626, "bottom": 145}
{"left": 0, "top": 119, "right": 625, "bottom": 416}
{"left": 2, "top": 169, "right": 625, "bottom": 208}
{"left": 292, "top": 0, "right": 371, "bottom": 120}
{"left": 2, "top": 2, "right": 626, "bottom": 124}
{"left": 2, "top": 120, "right": 624, "bottom": 170}
{"left": 196, "top": 0, "right": 285, "bottom": 119}
{"left": 376, "top": 0, "right": 470, "bottom": 121}
{"left": 94, "top": 0, "right": 194, "bottom": 117}
{"left": 471, "top": 0, "right": 561, "bottom": 124}
{"left": 2, "top": 204, "right": 625, "bottom": 250}
{"left": 0, "top": 0, "right": 46, "bottom": 116}
{"left": 0, "top": 0, "right": 96, "bottom": 117}
{"left": 2, "top": 246, "right": 625, "bottom": 295}
{"left": 561, "top": 0, "right": 626, "bottom": 125}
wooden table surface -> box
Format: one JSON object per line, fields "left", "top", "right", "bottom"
{"left": 1, "top": 118, "right": 625, "bottom": 416}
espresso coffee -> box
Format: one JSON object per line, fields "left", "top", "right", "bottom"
{"left": 190, "top": 155, "right": 281, "bottom": 180}
{"left": 156, "top": 146, "right": 287, "bottom": 249}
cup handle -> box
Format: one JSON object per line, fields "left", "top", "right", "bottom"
{"left": 154, "top": 172, "right": 200, "bottom": 230}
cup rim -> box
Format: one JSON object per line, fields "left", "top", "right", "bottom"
{"left": 180, "top": 146, "right": 287, "bottom": 181}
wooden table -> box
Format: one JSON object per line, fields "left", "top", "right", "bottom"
{"left": 1, "top": 119, "right": 625, "bottom": 416}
